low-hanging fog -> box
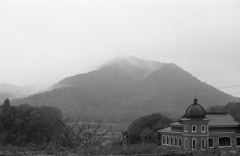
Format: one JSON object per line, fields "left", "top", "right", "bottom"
{"left": 0, "top": 0, "right": 239, "bottom": 96}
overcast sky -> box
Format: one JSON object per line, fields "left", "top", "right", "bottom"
{"left": 0, "top": 0, "right": 240, "bottom": 96}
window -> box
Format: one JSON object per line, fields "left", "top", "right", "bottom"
{"left": 219, "top": 137, "right": 231, "bottom": 147}
{"left": 192, "top": 138, "right": 196, "bottom": 150}
{"left": 175, "top": 136, "right": 178, "bottom": 146}
{"left": 166, "top": 136, "right": 169, "bottom": 145}
{"left": 179, "top": 137, "right": 182, "bottom": 147}
{"left": 202, "top": 125, "right": 205, "bottom": 132}
{"left": 202, "top": 139, "right": 205, "bottom": 149}
{"left": 208, "top": 138, "right": 214, "bottom": 148}
{"left": 236, "top": 137, "right": 240, "bottom": 146}
{"left": 162, "top": 135, "right": 165, "bottom": 145}
{"left": 170, "top": 136, "right": 173, "bottom": 146}
{"left": 192, "top": 125, "right": 196, "bottom": 132}
{"left": 185, "top": 138, "right": 188, "bottom": 149}
{"left": 184, "top": 125, "right": 188, "bottom": 132}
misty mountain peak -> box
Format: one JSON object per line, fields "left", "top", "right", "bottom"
{"left": 99, "top": 56, "right": 165, "bottom": 80}
{"left": 13, "top": 56, "right": 240, "bottom": 123}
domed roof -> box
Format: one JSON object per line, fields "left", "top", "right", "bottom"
{"left": 185, "top": 98, "right": 206, "bottom": 119}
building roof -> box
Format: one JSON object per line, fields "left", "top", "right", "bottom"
{"left": 159, "top": 98, "right": 240, "bottom": 134}
{"left": 159, "top": 113, "right": 240, "bottom": 133}
{"left": 185, "top": 98, "right": 206, "bottom": 119}
{"left": 170, "top": 112, "right": 239, "bottom": 127}
{"left": 206, "top": 112, "right": 240, "bottom": 126}
{"left": 170, "top": 122, "right": 182, "bottom": 126}
{"left": 159, "top": 127, "right": 171, "bottom": 132}
{"left": 158, "top": 126, "right": 182, "bottom": 133}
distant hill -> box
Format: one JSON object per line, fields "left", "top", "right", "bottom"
{"left": 11, "top": 57, "right": 240, "bottom": 123}
{"left": 0, "top": 93, "right": 14, "bottom": 103}
{"left": 0, "top": 83, "right": 39, "bottom": 102}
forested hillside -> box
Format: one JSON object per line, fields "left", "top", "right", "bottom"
{"left": 11, "top": 57, "right": 240, "bottom": 123}
{"left": 208, "top": 102, "right": 240, "bottom": 122}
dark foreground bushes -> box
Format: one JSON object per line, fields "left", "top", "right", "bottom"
{"left": 1, "top": 99, "right": 240, "bottom": 155}
{"left": 0, "top": 99, "right": 63, "bottom": 146}
{"left": 1, "top": 144, "right": 240, "bottom": 156}
{"left": 0, "top": 99, "right": 122, "bottom": 155}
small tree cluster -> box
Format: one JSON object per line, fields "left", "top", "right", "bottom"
{"left": 127, "top": 112, "right": 173, "bottom": 144}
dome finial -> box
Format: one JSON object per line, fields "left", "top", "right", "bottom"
{"left": 194, "top": 87, "right": 198, "bottom": 104}
{"left": 194, "top": 97, "right": 198, "bottom": 104}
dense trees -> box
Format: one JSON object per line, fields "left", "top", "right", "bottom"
{"left": 0, "top": 99, "right": 63, "bottom": 146}
{"left": 5, "top": 96, "right": 240, "bottom": 155}
{"left": 127, "top": 113, "right": 173, "bottom": 144}
{"left": 0, "top": 99, "right": 119, "bottom": 154}
{"left": 209, "top": 102, "right": 240, "bottom": 122}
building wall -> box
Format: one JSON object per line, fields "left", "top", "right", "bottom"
{"left": 161, "top": 131, "right": 240, "bottom": 150}
{"left": 208, "top": 133, "right": 240, "bottom": 148}
{"left": 160, "top": 119, "right": 240, "bottom": 150}
{"left": 209, "top": 127, "right": 240, "bottom": 132}
{"left": 182, "top": 135, "right": 208, "bottom": 150}
{"left": 161, "top": 132, "right": 184, "bottom": 150}
{"left": 181, "top": 119, "right": 209, "bottom": 135}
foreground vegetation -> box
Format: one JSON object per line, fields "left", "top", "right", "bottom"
{"left": 2, "top": 99, "right": 240, "bottom": 155}
{"left": 0, "top": 99, "right": 120, "bottom": 155}
{"left": 0, "top": 99, "right": 174, "bottom": 155}
{"left": 1, "top": 144, "right": 240, "bottom": 155}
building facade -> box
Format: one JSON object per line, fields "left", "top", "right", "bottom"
{"left": 159, "top": 98, "right": 240, "bottom": 150}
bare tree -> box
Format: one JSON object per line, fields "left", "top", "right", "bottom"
{"left": 50, "top": 115, "right": 117, "bottom": 155}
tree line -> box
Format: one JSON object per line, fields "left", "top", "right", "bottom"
{"left": 0, "top": 99, "right": 121, "bottom": 155}
{"left": 0, "top": 98, "right": 174, "bottom": 155}
{"left": 208, "top": 101, "right": 240, "bottom": 122}
{"left": 3, "top": 98, "right": 240, "bottom": 155}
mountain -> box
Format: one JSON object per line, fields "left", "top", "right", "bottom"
{"left": 0, "top": 83, "right": 39, "bottom": 102}
{"left": 11, "top": 57, "right": 240, "bottom": 123}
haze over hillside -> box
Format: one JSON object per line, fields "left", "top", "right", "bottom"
{"left": 0, "top": 83, "right": 40, "bottom": 102}
{"left": 11, "top": 57, "right": 240, "bottom": 123}
{"left": 99, "top": 56, "right": 164, "bottom": 80}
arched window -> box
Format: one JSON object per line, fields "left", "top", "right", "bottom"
{"left": 185, "top": 138, "right": 188, "bottom": 149}
{"left": 192, "top": 138, "right": 196, "bottom": 149}
{"left": 192, "top": 125, "right": 196, "bottom": 132}
{"left": 162, "top": 135, "right": 165, "bottom": 145}
{"left": 184, "top": 125, "right": 188, "bottom": 132}
{"left": 202, "top": 125, "right": 205, "bottom": 132}
{"left": 179, "top": 137, "right": 182, "bottom": 147}
{"left": 175, "top": 136, "right": 178, "bottom": 146}
{"left": 202, "top": 139, "right": 205, "bottom": 149}
{"left": 166, "top": 136, "right": 169, "bottom": 145}
{"left": 170, "top": 136, "right": 173, "bottom": 146}
{"left": 219, "top": 137, "right": 231, "bottom": 147}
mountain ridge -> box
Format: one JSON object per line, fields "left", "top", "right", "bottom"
{"left": 11, "top": 57, "right": 240, "bottom": 123}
